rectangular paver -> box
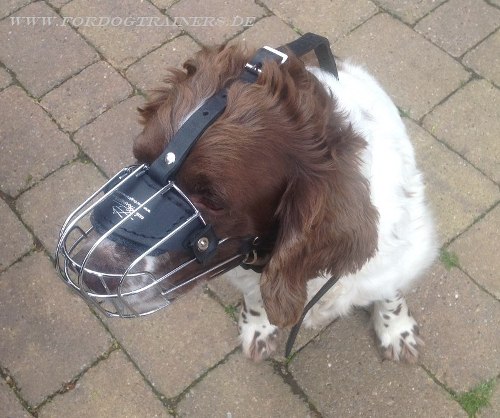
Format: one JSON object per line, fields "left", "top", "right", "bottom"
{"left": 0, "top": 252, "right": 113, "bottom": 406}
{"left": 263, "top": 0, "right": 377, "bottom": 42}
{"left": 38, "top": 350, "right": 170, "bottom": 418}
{"left": 73, "top": 96, "right": 144, "bottom": 176}
{"left": 290, "top": 311, "right": 466, "bottom": 417}
{"left": 41, "top": 61, "right": 132, "bottom": 133}
{"left": 0, "top": 198, "right": 33, "bottom": 270}
{"left": 103, "top": 286, "right": 238, "bottom": 399}
{"left": 334, "top": 13, "right": 470, "bottom": 119}
{"left": 0, "top": 2, "right": 98, "bottom": 97}
{"left": 409, "top": 264, "right": 500, "bottom": 392}
{"left": 449, "top": 206, "right": 500, "bottom": 299}
{"left": 61, "top": 0, "right": 180, "bottom": 69}
{"left": 422, "top": 80, "right": 500, "bottom": 183}
{"left": 168, "top": 0, "right": 266, "bottom": 45}
{"left": 406, "top": 119, "right": 499, "bottom": 243}
{"left": 0, "top": 86, "right": 78, "bottom": 197}
{"left": 415, "top": 0, "right": 500, "bottom": 58}
{"left": 16, "top": 162, "right": 106, "bottom": 253}
{"left": 177, "top": 353, "right": 311, "bottom": 417}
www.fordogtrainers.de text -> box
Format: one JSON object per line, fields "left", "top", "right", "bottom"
{"left": 10, "top": 15, "right": 257, "bottom": 27}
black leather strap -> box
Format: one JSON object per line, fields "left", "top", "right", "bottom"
{"left": 149, "top": 88, "right": 229, "bottom": 185}
{"left": 149, "top": 47, "right": 287, "bottom": 185}
{"left": 281, "top": 32, "right": 339, "bottom": 79}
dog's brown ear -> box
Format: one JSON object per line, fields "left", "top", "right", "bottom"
{"left": 260, "top": 178, "right": 328, "bottom": 328}
{"left": 260, "top": 153, "right": 379, "bottom": 328}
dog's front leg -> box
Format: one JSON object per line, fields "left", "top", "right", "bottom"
{"left": 224, "top": 267, "right": 279, "bottom": 361}
{"left": 372, "top": 291, "right": 423, "bottom": 362}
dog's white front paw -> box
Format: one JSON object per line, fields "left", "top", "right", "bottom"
{"left": 238, "top": 303, "right": 279, "bottom": 362}
{"left": 373, "top": 300, "right": 423, "bottom": 363}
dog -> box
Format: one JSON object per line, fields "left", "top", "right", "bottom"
{"left": 77, "top": 42, "right": 437, "bottom": 362}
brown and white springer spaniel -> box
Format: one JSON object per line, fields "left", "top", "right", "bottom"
{"left": 86, "top": 43, "right": 437, "bottom": 362}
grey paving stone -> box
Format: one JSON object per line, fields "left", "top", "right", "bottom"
{"left": 38, "top": 350, "right": 169, "bottom": 418}
{"left": 422, "top": 80, "right": 500, "bottom": 184}
{"left": 230, "top": 15, "right": 298, "bottom": 49}
{"left": 334, "top": 13, "right": 470, "bottom": 120}
{"left": 0, "top": 379, "right": 30, "bottom": 418}
{"left": 168, "top": 0, "right": 266, "bottom": 45}
{"left": 0, "top": 252, "right": 113, "bottom": 406}
{"left": 61, "top": 0, "right": 180, "bottom": 69}
{"left": 0, "top": 198, "right": 33, "bottom": 271}
{"left": 73, "top": 95, "right": 144, "bottom": 177}
{"left": 177, "top": 352, "right": 311, "bottom": 417}
{"left": 415, "top": 0, "right": 500, "bottom": 58}
{"left": 206, "top": 274, "right": 242, "bottom": 307}
{"left": 0, "top": 0, "right": 30, "bottom": 20}
{"left": 41, "top": 61, "right": 132, "bottom": 133}
{"left": 0, "top": 2, "right": 99, "bottom": 97}
{"left": 408, "top": 264, "right": 500, "bottom": 392}
{"left": 104, "top": 286, "right": 238, "bottom": 398}
{"left": 0, "top": 67, "right": 12, "bottom": 90}
{"left": 0, "top": 86, "right": 78, "bottom": 197}
{"left": 46, "top": 0, "right": 72, "bottom": 9}
{"left": 290, "top": 311, "right": 466, "bottom": 417}
{"left": 449, "top": 206, "right": 500, "bottom": 299}
{"left": 126, "top": 36, "right": 200, "bottom": 93}
{"left": 406, "top": 119, "right": 499, "bottom": 244}
{"left": 374, "top": 0, "right": 446, "bottom": 24}
{"left": 16, "top": 162, "right": 106, "bottom": 253}
{"left": 152, "top": 0, "right": 178, "bottom": 9}
{"left": 464, "top": 31, "right": 500, "bottom": 86}
{"left": 263, "top": 0, "right": 377, "bottom": 42}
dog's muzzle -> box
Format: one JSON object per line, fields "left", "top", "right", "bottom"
{"left": 55, "top": 164, "right": 255, "bottom": 318}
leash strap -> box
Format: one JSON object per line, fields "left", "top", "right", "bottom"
{"left": 281, "top": 32, "right": 339, "bottom": 79}
{"left": 285, "top": 274, "right": 340, "bottom": 358}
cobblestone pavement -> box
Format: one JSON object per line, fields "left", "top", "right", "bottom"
{"left": 1, "top": 1, "right": 499, "bottom": 417}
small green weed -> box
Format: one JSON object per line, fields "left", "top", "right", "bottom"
{"left": 440, "top": 248, "right": 460, "bottom": 270}
{"left": 454, "top": 379, "right": 496, "bottom": 417}
{"left": 224, "top": 304, "right": 238, "bottom": 321}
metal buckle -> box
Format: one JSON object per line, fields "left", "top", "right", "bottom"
{"left": 244, "top": 46, "right": 288, "bottom": 75}
{"left": 263, "top": 46, "right": 288, "bottom": 64}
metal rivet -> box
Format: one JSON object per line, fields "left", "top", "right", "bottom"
{"left": 197, "top": 237, "right": 209, "bottom": 252}
{"left": 165, "top": 152, "right": 176, "bottom": 165}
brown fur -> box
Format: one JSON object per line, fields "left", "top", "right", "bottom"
{"left": 135, "top": 44, "right": 379, "bottom": 328}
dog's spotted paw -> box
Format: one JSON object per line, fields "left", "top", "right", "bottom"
{"left": 373, "top": 297, "right": 424, "bottom": 363}
{"left": 238, "top": 302, "right": 279, "bottom": 362}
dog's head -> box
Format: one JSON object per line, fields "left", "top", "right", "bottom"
{"left": 59, "top": 44, "right": 378, "bottom": 325}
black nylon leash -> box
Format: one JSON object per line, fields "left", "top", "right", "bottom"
{"left": 285, "top": 274, "right": 340, "bottom": 358}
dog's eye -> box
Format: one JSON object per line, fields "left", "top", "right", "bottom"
{"left": 200, "top": 193, "right": 224, "bottom": 212}
{"left": 188, "top": 188, "right": 224, "bottom": 213}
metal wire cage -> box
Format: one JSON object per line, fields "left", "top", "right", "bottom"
{"left": 54, "top": 164, "right": 243, "bottom": 318}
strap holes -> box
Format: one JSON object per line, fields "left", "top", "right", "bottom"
{"left": 202, "top": 110, "right": 209, "bottom": 116}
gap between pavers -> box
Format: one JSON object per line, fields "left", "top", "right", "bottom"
{"left": 0, "top": 86, "right": 78, "bottom": 198}
{"left": 289, "top": 310, "right": 467, "bottom": 417}
{"left": 0, "top": 252, "right": 113, "bottom": 407}
{"left": 102, "top": 285, "right": 240, "bottom": 399}
{"left": 408, "top": 263, "right": 500, "bottom": 393}
{"left": 448, "top": 205, "right": 500, "bottom": 299}
{"left": 176, "top": 351, "right": 312, "bottom": 417}
{"left": 37, "top": 350, "right": 170, "bottom": 418}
